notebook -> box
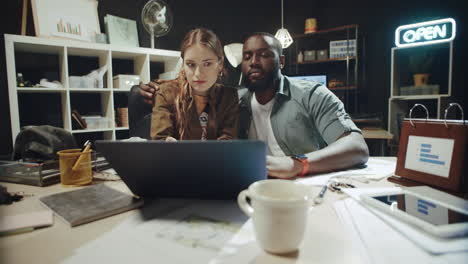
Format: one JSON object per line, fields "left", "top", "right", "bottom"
{"left": 39, "top": 183, "right": 143, "bottom": 227}
{"left": 95, "top": 140, "right": 267, "bottom": 199}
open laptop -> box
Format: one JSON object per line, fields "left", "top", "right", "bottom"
{"left": 95, "top": 140, "right": 267, "bottom": 199}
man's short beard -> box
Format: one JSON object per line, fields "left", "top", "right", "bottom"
{"left": 244, "top": 71, "right": 276, "bottom": 92}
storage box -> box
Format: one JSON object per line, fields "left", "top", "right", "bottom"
{"left": 304, "top": 50, "right": 316, "bottom": 61}
{"left": 82, "top": 116, "right": 110, "bottom": 129}
{"left": 0, "top": 160, "right": 60, "bottom": 186}
{"left": 0, "top": 156, "right": 109, "bottom": 186}
{"left": 329, "top": 39, "right": 356, "bottom": 59}
{"left": 159, "top": 71, "right": 178, "bottom": 80}
{"left": 399, "top": 85, "right": 440, "bottom": 95}
{"left": 69, "top": 76, "right": 97, "bottom": 88}
{"left": 317, "top": 50, "right": 328, "bottom": 60}
{"left": 113, "top": 75, "right": 140, "bottom": 90}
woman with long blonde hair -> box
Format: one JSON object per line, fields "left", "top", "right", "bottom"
{"left": 150, "top": 28, "right": 238, "bottom": 141}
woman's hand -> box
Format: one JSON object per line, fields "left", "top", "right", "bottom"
{"left": 165, "top": 136, "right": 177, "bottom": 142}
{"left": 266, "top": 155, "right": 302, "bottom": 179}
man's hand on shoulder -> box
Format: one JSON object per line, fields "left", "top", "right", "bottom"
{"left": 139, "top": 79, "right": 167, "bottom": 106}
{"left": 266, "top": 155, "right": 302, "bottom": 179}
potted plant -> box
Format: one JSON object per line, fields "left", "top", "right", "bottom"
{"left": 408, "top": 49, "right": 433, "bottom": 86}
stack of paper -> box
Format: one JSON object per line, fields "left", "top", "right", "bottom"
{"left": 335, "top": 188, "right": 468, "bottom": 264}
{"left": 63, "top": 199, "right": 247, "bottom": 264}
{"left": 298, "top": 157, "right": 396, "bottom": 186}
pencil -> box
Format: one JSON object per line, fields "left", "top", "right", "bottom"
{"left": 72, "top": 142, "right": 91, "bottom": 171}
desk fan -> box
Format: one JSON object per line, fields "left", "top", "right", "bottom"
{"left": 141, "top": 0, "right": 173, "bottom": 48}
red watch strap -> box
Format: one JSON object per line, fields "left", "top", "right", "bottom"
{"left": 298, "top": 158, "right": 309, "bottom": 177}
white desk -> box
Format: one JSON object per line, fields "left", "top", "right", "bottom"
{"left": 0, "top": 157, "right": 397, "bottom": 264}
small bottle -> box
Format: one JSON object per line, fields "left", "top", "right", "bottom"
{"left": 17, "top": 73, "right": 25, "bottom": 87}
{"left": 297, "top": 51, "right": 304, "bottom": 63}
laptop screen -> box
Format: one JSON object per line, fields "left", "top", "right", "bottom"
{"left": 95, "top": 140, "right": 267, "bottom": 199}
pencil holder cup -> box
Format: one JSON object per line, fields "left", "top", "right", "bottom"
{"left": 57, "top": 149, "right": 93, "bottom": 187}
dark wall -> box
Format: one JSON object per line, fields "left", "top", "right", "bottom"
{"left": 1, "top": 0, "right": 466, "bottom": 155}
{"left": 1, "top": 1, "right": 24, "bottom": 156}
{"left": 97, "top": 0, "right": 286, "bottom": 50}
{"left": 305, "top": 1, "right": 467, "bottom": 118}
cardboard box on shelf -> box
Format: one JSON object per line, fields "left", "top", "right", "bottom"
{"left": 82, "top": 116, "right": 110, "bottom": 129}
{"left": 304, "top": 50, "right": 316, "bottom": 61}
{"left": 69, "top": 65, "right": 107, "bottom": 88}
{"left": 158, "top": 71, "right": 178, "bottom": 80}
{"left": 69, "top": 76, "right": 99, "bottom": 88}
{"left": 399, "top": 85, "right": 440, "bottom": 95}
{"left": 317, "top": 50, "right": 328, "bottom": 60}
{"left": 113, "top": 75, "right": 140, "bottom": 90}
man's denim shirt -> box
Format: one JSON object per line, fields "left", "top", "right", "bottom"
{"left": 239, "top": 76, "right": 361, "bottom": 156}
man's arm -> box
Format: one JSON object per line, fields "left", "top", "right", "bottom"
{"left": 267, "top": 131, "right": 369, "bottom": 178}
{"left": 139, "top": 80, "right": 167, "bottom": 105}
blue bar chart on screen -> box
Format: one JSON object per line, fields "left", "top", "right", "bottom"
{"left": 419, "top": 143, "right": 445, "bottom": 165}
{"left": 404, "top": 136, "right": 453, "bottom": 178}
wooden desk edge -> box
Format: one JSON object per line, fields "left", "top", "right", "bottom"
{"left": 362, "top": 128, "right": 393, "bottom": 140}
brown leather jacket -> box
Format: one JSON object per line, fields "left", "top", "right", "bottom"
{"left": 150, "top": 80, "right": 239, "bottom": 140}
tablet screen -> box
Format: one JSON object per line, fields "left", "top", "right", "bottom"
{"left": 372, "top": 193, "right": 468, "bottom": 226}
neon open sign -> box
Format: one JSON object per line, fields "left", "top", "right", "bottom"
{"left": 395, "top": 18, "right": 456, "bottom": 47}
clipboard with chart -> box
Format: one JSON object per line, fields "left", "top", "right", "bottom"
{"left": 388, "top": 103, "right": 468, "bottom": 196}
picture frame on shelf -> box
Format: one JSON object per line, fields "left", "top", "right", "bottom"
{"left": 104, "top": 15, "right": 139, "bottom": 47}
{"left": 31, "top": 0, "right": 101, "bottom": 42}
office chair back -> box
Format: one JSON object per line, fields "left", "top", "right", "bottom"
{"left": 128, "top": 85, "right": 152, "bottom": 139}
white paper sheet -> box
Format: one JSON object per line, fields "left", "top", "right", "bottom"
{"left": 210, "top": 205, "right": 363, "bottom": 264}
{"left": 342, "top": 187, "right": 402, "bottom": 201}
{"left": 63, "top": 199, "right": 247, "bottom": 264}
{"left": 208, "top": 220, "right": 260, "bottom": 264}
{"left": 297, "top": 157, "right": 396, "bottom": 186}
{"left": 334, "top": 200, "right": 372, "bottom": 264}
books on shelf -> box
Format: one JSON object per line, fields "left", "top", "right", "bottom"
{"left": 72, "top": 110, "right": 87, "bottom": 129}
{"left": 329, "top": 39, "right": 357, "bottom": 58}
{"left": 116, "top": 107, "right": 129, "bottom": 127}
{"left": 39, "top": 183, "right": 144, "bottom": 227}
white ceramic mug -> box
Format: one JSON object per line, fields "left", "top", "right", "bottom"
{"left": 237, "top": 179, "right": 311, "bottom": 254}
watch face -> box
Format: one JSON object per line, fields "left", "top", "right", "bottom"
{"left": 293, "top": 154, "right": 307, "bottom": 160}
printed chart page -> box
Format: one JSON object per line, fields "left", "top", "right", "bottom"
{"left": 63, "top": 199, "right": 247, "bottom": 264}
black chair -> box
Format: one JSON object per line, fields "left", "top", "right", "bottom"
{"left": 128, "top": 85, "right": 152, "bottom": 139}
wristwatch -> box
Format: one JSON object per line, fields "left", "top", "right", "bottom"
{"left": 291, "top": 154, "right": 309, "bottom": 177}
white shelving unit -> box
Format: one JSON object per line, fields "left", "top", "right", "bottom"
{"left": 5, "top": 34, "right": 180, "bottom": 147}
{"left": 388, "top": 41, "right": 453, "bottom": 144}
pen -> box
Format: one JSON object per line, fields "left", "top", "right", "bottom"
{"left": 72, "top": 140, "right": 92, "bottom": 171}
{"left": 313, "top": 184, "right": 328, "bottom": 205}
